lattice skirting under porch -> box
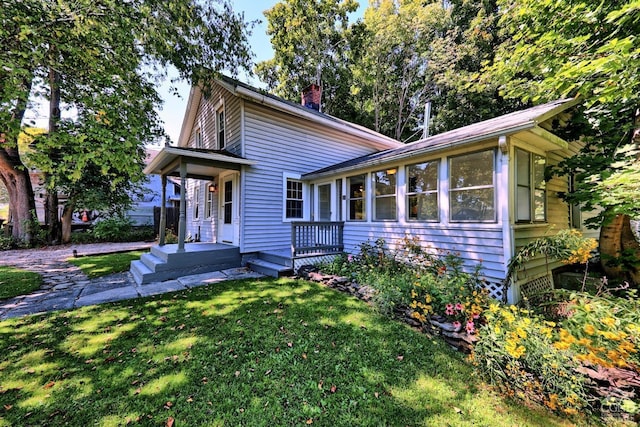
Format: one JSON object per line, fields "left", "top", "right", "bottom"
{"left": 519, "top": 274, "right": 554, "bottom": 304}
{"left": 294, "top": 254, "right": 341, "bottom": 273}
{"left": 481, "top": 281, "right": 505, "bottom": 302}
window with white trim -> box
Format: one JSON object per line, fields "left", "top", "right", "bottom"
{"left": 195, "top": 128, "right": 203, "bottom": 148}
{"left": 205, "top": 183, "right": 215, "bottom": 218}
{"left": 193, "top": 185, "right": 201, "bottom": 220}
{"left": 449, "top": 150, "right": 495, "bottom": 222}
{"left": 516, "top": 148, "right": 546, "bottom": 222}
{"left": 407, "top": 160, "right": 439, "bottom": 221}
{"left": 373, "top": 168, "right": 397, "bottom": 221}
{"left": 217, "top": 107, "right": 225, "bottom": 149}
{"left": 285, "top": 179, "right": 304, "bottom": 219}
{"left": 347, "top": 174, "right": 366, "bottom": 221}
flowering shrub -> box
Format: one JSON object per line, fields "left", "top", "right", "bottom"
{"left": 551, "top": 290, "right": 640, "bottom": 369}
{"left": 472, "top": 303, "right": 590, "bottom": 416}
{"left": 409, "top": 264, "right": 489, "bottom": 333}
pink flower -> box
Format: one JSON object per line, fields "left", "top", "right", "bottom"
{"left": 472, "top": 312, "right": 480, "bottom": 320}
{"left": 347, "top": 254, "right": 353, "bottom": 262}
{"left": 452, "top": 321, "right": 462, "bottom": 331}
{"left": 445, "top": 304, "right": 454, "bottom": 316}
{"left": 466, "top": 321, "right": 475, "bottom": 334}
{"left": 455, "top": 303, "right": 464, "bottom": 312}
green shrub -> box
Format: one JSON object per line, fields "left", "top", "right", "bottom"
{"left": 0, "top": 235, "right": 15, "bottom": 250}
{"left": 92, "top": 215, "right": 134, "bottom": 242}
{"left": 70, "top": 231, "right": 97, "bottom": 244}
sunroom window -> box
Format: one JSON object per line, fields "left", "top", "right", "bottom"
{"left": 449, "top": 150, "right": 495, "bottom": 222}
{"left": 347, "top": 174, "right": 366, "bottom": 221}
{"left": 516, "top": 148, "right": 546, "bottom": 222}
{"left": 217, "top": 107, "right": 225, "bottom": 149}
{"left": 373, "top": 168, "right": 397, "bottom": 221}
{"left": 407, "top": 160, "right": 439, "bottom": 221}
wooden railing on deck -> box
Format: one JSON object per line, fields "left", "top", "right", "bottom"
{"left": 291, "top": 221, "right": 344, "bottom": 258}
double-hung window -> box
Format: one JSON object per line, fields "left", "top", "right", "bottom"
{"left": 449, "top": 150, "right": 495, "bottom": 222}
{"left": 205, "top": 183, "right": 215, "bottom": 218}
{"left": 373, "top": 168, "right": 397, "bottom": 221}
{"left": 347, "top": 174, "right": 366, "bottom": 221}
{"left": 516, "top": 148, "right": 546, "bottom": 222}
{"left": 407, "top": 161, "right": 439, "bottom": 221}
{"left": 217, "top": 107, "right": 225, "bottom": 149}
{"left": 195, "top": 128, "right": 203, "bottom": 148}
{"left": 285, "top": 179, "right": 304, "bottom": 219}
{"left": 193, "top": 185, "right": 201, "bottom": 220}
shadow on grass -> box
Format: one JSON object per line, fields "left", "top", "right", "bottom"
{"left": 0, "top": 278, "right": 581, "bottom": 426}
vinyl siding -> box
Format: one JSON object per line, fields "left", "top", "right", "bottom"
{"left": 241, "top": 102, "right": 387, "bottom": 253}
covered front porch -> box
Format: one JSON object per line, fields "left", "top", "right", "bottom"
{"left": 130, "top": 146, "right": 256, "bottom": 285}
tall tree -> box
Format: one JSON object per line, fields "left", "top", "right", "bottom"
{"left": 255, "top": 0, "right": 359, "bottom": 118}
{"left": 485, "top": 0, "right": 640, "bottom": 282}
{"left": 1, "top": 0, "right": 253, "bottom": 244}
{"left": 353, "top": 0, "right": 449, "bottom": 141}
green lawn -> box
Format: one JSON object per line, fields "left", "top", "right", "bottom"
{"left": 0, "top": 266, "right": 42, "bottom": 300}
{"left": 67, "top": 251, "right": 145, "bottom": 278}
{"left": 0, "top": 278, "right": 582, "bottom": 426}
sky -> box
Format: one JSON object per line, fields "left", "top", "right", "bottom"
{"left": 158, "top": 0, "right": 367, "bottom": 143}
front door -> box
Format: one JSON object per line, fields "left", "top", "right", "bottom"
{"left": 217, "top": 172, "right": 239, "bottom": 245}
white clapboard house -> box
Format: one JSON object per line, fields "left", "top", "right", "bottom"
{"left": 134, "top": 75, "right": 589, "bottom": 303}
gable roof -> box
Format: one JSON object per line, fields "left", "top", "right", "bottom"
{"left": 177, "top": 75, "right": 403, "bottom": 151}
{"left": 303, "top": 97, "right": 580, "bottom": 180}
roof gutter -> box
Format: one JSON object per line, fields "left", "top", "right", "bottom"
{"left": 233, "top": 85, "right": 401, "bottom": 150}
{"left": 303, "top": 122, "right": 536, "bottom": 180}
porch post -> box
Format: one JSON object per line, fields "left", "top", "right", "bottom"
{"left": 158, "top": 174, "right": 167, "bottom": 246}
{"left": 177, "top": 160, "right": 187, "bottom": 252}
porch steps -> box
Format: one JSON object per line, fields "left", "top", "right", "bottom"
{"left": 247, "top": 250, "right": 293, "bottom": 278}
{"left": 130, "top": 243, "right": 241, "bottom": 285}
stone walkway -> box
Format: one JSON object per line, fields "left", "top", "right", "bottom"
{"left": 0, "top": 242, "right": 264, "bottom": 320}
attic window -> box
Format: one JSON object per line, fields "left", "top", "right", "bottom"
{"left": 449, "top": 150, "right": 496, "bottom": 222}
{"left": 217, "top": 107, "right": 225, "bottom": 149}
{"left": 516, "top": 148, "right": 547, "bottom": 222}
{"left": 195, "top": 128, "right": 203, "bottom": 148}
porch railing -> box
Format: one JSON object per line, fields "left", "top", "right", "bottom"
{"left": 291, "top": 221, "right": 344, "bottom": 258}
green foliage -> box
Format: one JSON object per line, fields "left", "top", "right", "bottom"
{"left": 0, "top": 267, "right": 43, "bottom": 299}
{"left": 90, "top": 215, "right": 135, "bottom": 242}
{"left": 486, "top": 0, "right": 640, "bottom": 222}
{"left": 473, "top": 304, "right": 590, "bottom": 417}
{"left": 255, "top": 0, "right": 360, "bottom": 119}
{"left": 0, "top": 278, "right": 576, "bottom": 426}
{"left": 1, "top": 0, "right": 254, "bottom": 240}
{"left": 0, "top": 236, "right": 15, "bottom": 251}
{"left": 67, "top": 250, "right": 145, "bottom": 278}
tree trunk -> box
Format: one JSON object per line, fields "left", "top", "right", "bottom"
{"left": 46, "top": 62, "right": 62, "bottom": 244}
{"left": 0, "top": 166, "right": 36, "bottom": 242}
{"left": 61, "top": 200, "right": 75, "bottom": 244}
{"left": 599, "top": 212, "right": 640, "bottom": 284}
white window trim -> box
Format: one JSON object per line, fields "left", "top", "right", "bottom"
{"left": 448, "top": 149, "right": 497, "bottom": 223}
{"left": 347, "top": 173, "right": 368, "bottom": 222}
{"left": 515, "top": 148, "right": 547, "bottom": 223}
{"left": 372, "top": 167, "right": 398, "bottom": 222}
{"left": 213, "top": 98, "right": 225, "bottom": 150}
{"left": 193, "top": 184, "right": 201, "bottom": 221}
{"left": 406, "top": 160, "right": 440, "bottom": 223}
{"left": 205, "top": 182, "right": 215, "bottom": 219}
{"left": 315, "top": 181, "right": 334, "bottom": 221}
{"left": 282, "top": 172, "right": 309, "bottom": 222}
{"left": 194, "top": 127, "right": 203, "bottom": 148}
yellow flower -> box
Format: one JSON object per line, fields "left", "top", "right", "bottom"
{"left": 583, "top": 324, "right": 596, "bottom": 335}
{"left": 489, "top": 303, "right": 499, "bottom": 313}
{"left": 424, "top": 294, "right": 432, "bottom": 303}
{"left": 554, "top": 341, "right": 571, "bottom": 350}
{"left": 516, "top": 327, "right": 527, "bottom": 339}
{"left": 601, "top": 317, "right": 616, "bottom": 328}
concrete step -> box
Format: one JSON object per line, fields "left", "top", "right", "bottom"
{"left": 140, "top": 253, "right": 166, "bottom": 272}
{"left": 247, "top": 258, "right": 293, "bottom": 278}
{"left": 258, "top": 250, "right": 293, "bottom": 268}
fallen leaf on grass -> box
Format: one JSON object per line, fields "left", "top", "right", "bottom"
{"left": 134, "top": 388, "right": 141, "bottom": 395}
{"left": 43, "top": 381, "right": 55, "bottom": 389}
{"left": 302, "top": 353, "right": 307, "bottom": 359}
{"left": 374, "top": 392, "right": 379, "bottom": 398}
{"left": 235, "top": 371, "right": 241, "bottom": 377}
{"left": 453, "top": 406, "right": 464, "bottom": 414}
{"left": 306, "top": 419, "right": 313, "bottom": 424}
{"left": 265, "top": 369, "right": 272, "bottom": 376}
{"left": 396, "top": 355, "right": 404, "bottom": 361}
{"left": 330, "top": 385, "right": 337, "bottom": 393}
{"left": 164, "top": 401, "right": 173, "bottom": 409}
{"left": 4, "top": 404, "right": 12, "bottom": 410}
{"left": 166, "top": 416, "right": 174, "bottom": 427}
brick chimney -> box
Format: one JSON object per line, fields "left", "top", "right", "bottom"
{"left": 301, "top": 84, "right": 321, "bottom": 111}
